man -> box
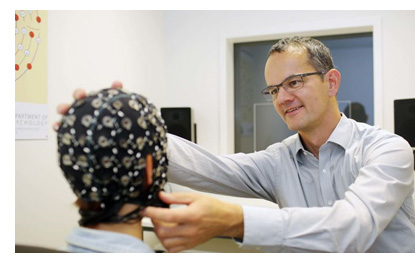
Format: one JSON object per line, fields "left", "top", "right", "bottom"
{"left": 57, "top": 37, "right": 415, "bottom": 252}
{"left": 57, "top": 88, "right": 169, "bottom": 252}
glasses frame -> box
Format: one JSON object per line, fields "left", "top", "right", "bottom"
{"left": 261, "top": 71, "right": 325, "bottom": 101}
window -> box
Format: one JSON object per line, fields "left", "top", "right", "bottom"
{"left": 234, "top": 33, "right": 374, "bottom": 153}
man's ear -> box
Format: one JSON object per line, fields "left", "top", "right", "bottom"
{"left": 326, "top": 69, "right": 341, "bottom": 97}
{"left": 145, "top": 154, "right": 153, "bottom": 186}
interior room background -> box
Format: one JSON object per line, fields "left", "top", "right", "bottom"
{"left": 15, "top": 10, "right": 415, "bottom": 251}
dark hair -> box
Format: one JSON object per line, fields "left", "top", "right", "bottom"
{"left": 268, "top": 36, "right": 335, "bottom": 75}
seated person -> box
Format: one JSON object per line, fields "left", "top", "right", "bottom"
{"left": 57, "top": 88, "right": 169, "bottom": 252}
{"left": 343, "top": 102, "right": 368, "bottom": 123}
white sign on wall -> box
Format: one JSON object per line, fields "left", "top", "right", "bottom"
{"left": 15, "top": 102, "right": 49, "bottom": 139}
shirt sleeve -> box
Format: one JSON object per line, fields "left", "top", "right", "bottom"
{"left": 166, "top": 133, "right": 414, "bottom": 252}
{"left": 241, "top": 134, "right": 414, "bottom": 252}
{"left": 166, "top": 133, "right": 280, "bottom": 202}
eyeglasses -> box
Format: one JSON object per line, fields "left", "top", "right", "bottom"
{"left": 261, "top": 71, "right": 325, "bottom": 101}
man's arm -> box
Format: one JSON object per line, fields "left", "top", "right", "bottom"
{"left": 166, "top": 133, "right": 280, "bottom": 201}
{"left": 157, "top": 133, "right": 415, "bottom": 252}
{"left": 241, "top": 134, "right": 415, "bottom": 252}
{"left": 143, "top": 192, "right": 244, "bottom": 253}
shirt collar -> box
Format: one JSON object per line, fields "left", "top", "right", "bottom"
{"left": 294, "top": 113, "right": 352, "bottom": 161}
{"left": 327, "top": 113, "right": 352, "bottom": 150}
{"left": 294, "top": 134, "right": 305, "bottom": 157}
{"left": 66, "top": 227, "right": 154, "bottom": 253}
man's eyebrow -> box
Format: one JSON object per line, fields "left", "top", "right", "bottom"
{"left": 267, "top": 73, "right": 299, "bottom": 87}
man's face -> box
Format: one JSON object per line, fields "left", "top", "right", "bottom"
{"left": 264, "top": 50, "right": 331, "bottom": 133}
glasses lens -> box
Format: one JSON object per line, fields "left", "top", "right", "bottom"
{"left": 283, "top": 76, "right": 304, "bottom": 92}
{"left": 263, "top": 93, "right": 273, "bottom": 102}
{"left": 261, "top": 87, "right": 273, "bottom": 101}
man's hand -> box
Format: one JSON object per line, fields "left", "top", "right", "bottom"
{"left": 53, "top": 80, "right": 123, "bottom": 131}
{"left": 143, "top": 191, "right": 244, "bottom": 253}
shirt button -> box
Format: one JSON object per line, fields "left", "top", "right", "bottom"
{"left": 322, "top": 169, "right": 327, "bottom": 174}
{"left": 328, "top": 200, "right": 333, "bottom": 206}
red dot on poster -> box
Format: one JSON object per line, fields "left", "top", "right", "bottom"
{"left": 29, "top": 31, "right": 34, "bottom": 38}
{"left": 15, "top": 64, "right": 19, "bottom": 71}
{"left": 36, "top": 16, "right": 41, "bottom": 23}
{"left": 27, "top": 63, "right": 32, "bottom": 70}
{"left": 15, "top": 14, "right": 19, "bottom": 21}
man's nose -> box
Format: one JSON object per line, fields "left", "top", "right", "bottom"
{"left": 276, "top": 87, "right": 295, "bottom": 104}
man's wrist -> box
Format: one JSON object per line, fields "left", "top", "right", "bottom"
{"left": 222, "top": 203, "right": 244, "bottom": 239}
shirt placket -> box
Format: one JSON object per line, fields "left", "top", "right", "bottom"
{"left": 319, "top": 145, "right": 337, "bottom": 207}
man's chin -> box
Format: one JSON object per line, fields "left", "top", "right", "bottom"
{"left": 286, "top": 120, "right": 300, "bottom": 132}
{"left": 287, "top": 125, "right": 299, "bottom": 132}
{"left": 281, "top": 115, "right": 300, "bottom": 132}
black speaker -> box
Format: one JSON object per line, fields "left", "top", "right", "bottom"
{"left": 394, "top": 99, "right": 415, "bottom": 147}
{"left": 161, "top": 107, "right": 195, "bottom": 142}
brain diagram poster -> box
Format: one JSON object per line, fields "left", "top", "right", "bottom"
{"left": 15, "top": 10, "right": 48, "bottom": 140}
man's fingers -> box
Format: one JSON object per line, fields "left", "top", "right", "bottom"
{"left": 57, "top": 103, "right": 71, "bottom": 115}
{"left": 160, "top": 237, "right": 189, "bottom": 253}
{"left": 144, "top": 206, "right": 192, "bottom": 223}
{"left": 55, "top": 82, "right": 122, "bottom": 133}
{"left": 167, "top": 245, "right": 187, "bottom": 253}
{"left": 152, "top": 220, "right": 192, "bottom": 239}
{"left": 73, "top": 88, "right": 86, "bottom": 100}
{"left": 52, "top": 122, "right": 61, "bottom": 132}
{"left": 158, "top": 191, "right": 199, "bottom": 205}
{"left": 144, "top": 207, "right": 179, "bottom": 222}
{"left": 72, "top": 81, "right": 122, "bottom": 100}
{"left": 142, "top": 192, "right": 201, "bottom": 221}
{"left": 111, "top": 80, "right": 123, "bottom": 89}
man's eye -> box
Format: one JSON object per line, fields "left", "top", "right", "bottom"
{"left": 270, "top": 88, "right": 279, "bottom": 95}
{"left": 288, "top": 79, "right": 302, "bottom": 88}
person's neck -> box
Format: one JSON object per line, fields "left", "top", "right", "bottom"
{"left": 298, "top": 110, "right": 341, "bottom": 159}
{"left": 86, "top": 203, "right": 144, "bottom": 240}
{"left": 88, "top": 220, "right": 143, "bottom": 240}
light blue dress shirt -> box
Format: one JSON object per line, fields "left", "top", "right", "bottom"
{"left": 66, "top": 227, "right": 154, "bottom": 253}
{"left": 166, "top": 114, "right": 415, "bottom": 252}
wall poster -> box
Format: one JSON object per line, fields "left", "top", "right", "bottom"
{"left": 15, "top": 10, "right": 48, "bottom": 140}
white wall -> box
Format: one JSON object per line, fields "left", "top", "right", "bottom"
{"left": 15, "top": 10, "right": 415, "bottom": 250}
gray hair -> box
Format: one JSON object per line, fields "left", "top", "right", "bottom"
{"left": 268, "top": 36, "right": 335, "bottom": 75}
